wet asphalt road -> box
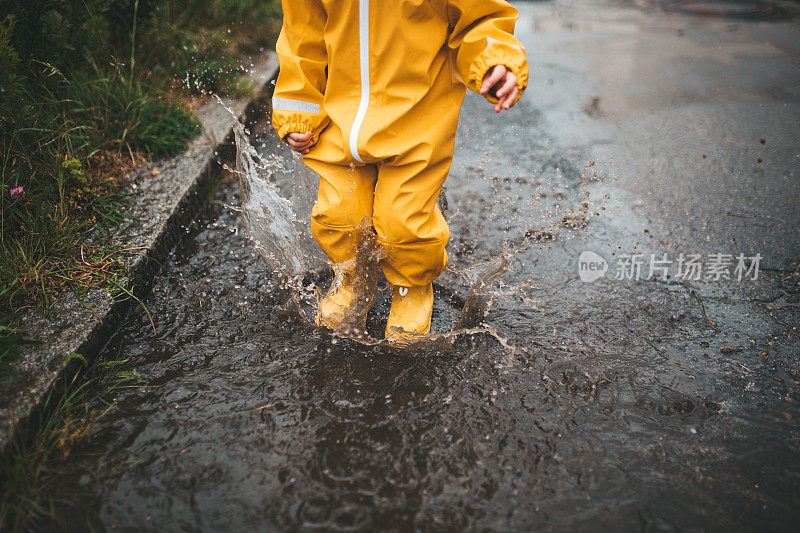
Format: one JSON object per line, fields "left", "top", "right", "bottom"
{"left": 518, "top": 0, "right": 800, "bottom": 270}
{"left": 47, "top": 0, "right": 799, "bottom": 530}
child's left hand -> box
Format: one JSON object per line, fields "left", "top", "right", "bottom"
{"left": 480, "top": 65, "right": 518, "bottom": 113}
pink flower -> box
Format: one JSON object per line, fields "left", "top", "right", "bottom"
{"left": 10, "top": 186, "right": 23, "bottom": 196}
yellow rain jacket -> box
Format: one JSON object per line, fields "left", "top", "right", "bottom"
{"left": 272, "top": 0, "right": 528, "bottom": 287}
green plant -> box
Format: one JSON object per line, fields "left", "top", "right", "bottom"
{"left": 0, "top": 14, "right": 200, "bottom": 319}
{"left": 71, "top": 70, "right": 200, "bottom": 158}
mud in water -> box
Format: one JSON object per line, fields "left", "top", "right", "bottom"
{"left": 44, "top": 90, "right": 800, "bottom": 531}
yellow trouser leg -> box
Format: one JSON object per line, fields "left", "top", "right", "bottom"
{"left": 373, "top": 155, "right": 451, "bottom": 342}
{"left": 373, "top": 155, "right": 451, "bottom": 288}
{"left": 304, "top": 158, "right": 378, "bottom": 263}
{"left": 303, "top": 158, "right": 378, "bottom": 331}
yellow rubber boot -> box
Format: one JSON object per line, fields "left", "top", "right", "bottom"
{"left": 317, "top": 266, "right": 376, "bottom": 334}
{"left": 385, "top": 284, "right": 434, "bottom": 344}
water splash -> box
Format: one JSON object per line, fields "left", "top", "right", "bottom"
{"left": 229, "top": 108, "right": 597, "bottom": 351}
{"left": 232, "top": 118, "right": 309, "bottom": 318}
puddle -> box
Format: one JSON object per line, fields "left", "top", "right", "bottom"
{"left": 41, "top": 81, "right": 799, "bottom": 531}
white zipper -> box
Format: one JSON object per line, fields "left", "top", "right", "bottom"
{"left": 349, "top": 0, "right": 370, "bottom": 163}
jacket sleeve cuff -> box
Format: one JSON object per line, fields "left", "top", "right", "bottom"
{"left": 276, "top": 121, "right": 314, "bottom": 141}
{"left": 275, "top": 118, "right": 331, "bottom": 144}
{"left": 469, "top": 53, "right": 529, "bottom": 106}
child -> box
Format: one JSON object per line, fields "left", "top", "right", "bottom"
{"left": 271, "top": 0, "right": 528, "bottom": 343}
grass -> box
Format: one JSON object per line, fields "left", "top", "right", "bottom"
{"left": 0, "top": 349, "right": 143, "bottom": 531}
{"left": 0, "top": 0, "right": 281, "bottom": 379}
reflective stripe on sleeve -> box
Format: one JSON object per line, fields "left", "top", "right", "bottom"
{"left": 272, "top": 97, "right": 321, "bottom": 114}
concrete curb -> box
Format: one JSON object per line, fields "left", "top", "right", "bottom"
{"left": 0, "top": 52, "right": 279, "bottom": 450}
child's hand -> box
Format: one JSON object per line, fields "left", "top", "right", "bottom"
{"left": 480, "top": 65, "right": 519, "bottom": 113}
{"left": 285, "top": 132, "right": 315, "bottom": 154}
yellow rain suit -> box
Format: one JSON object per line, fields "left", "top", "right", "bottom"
{"left": 272, "top": 0, "right": 528, "bottom": 287}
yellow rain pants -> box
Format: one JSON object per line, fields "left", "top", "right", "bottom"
{"left": 271, "top": 0, "right": 529, "bottom": 287}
